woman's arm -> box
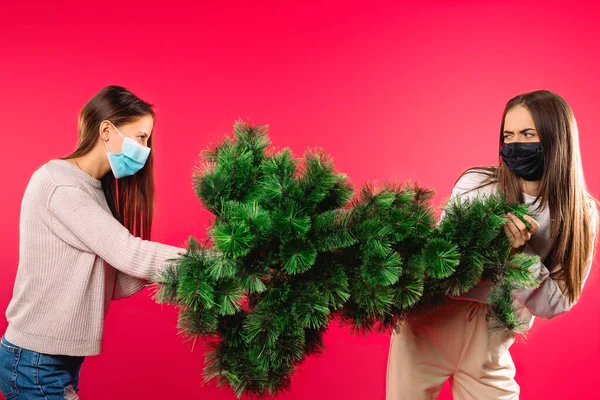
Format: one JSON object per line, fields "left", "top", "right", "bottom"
{"left": 438, "top": 170, "right": 494, "bottom": 224}
{"left": 48, "top": 185, "right": 184, "bottom": 280}
{"left": 513, "top": 206, "right": 598, "bottom": 319}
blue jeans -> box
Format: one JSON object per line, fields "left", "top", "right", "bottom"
{"left": 0, "top": 336, "right": 84, "bottom": 399}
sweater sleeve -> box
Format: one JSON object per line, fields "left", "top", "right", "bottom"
{"left": 112, "top": 271, "right": 148, "bottom": 300}
{"left": 48, "top": 185, "right": 184, "bottom": 280}
{"left": 512, "top": 204, "right": 598, "bottom": 319}
{"left": 438, "top": 170, "right": 493, "bottom": 225}
{"left": 437, "top": 170, "right": 496, "bottom": 303}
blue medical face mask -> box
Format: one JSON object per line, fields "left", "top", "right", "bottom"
{"left": 104, "top": 122, "right": 151, "bottom": 179}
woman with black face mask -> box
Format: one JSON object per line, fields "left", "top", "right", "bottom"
{"left": 386, "top": 90, "right": 598, "bottom": 400}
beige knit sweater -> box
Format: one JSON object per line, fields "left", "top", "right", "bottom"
{"left": 4, "top": 159, "right": 184, "bottom": 356}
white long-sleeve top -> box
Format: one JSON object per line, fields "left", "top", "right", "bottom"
{"left": 440, "top": 170, "right": 598, "bottom": 330}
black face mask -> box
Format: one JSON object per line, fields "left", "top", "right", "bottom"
{"left": 499, "top": 142, "right": 544, "bottom": 181}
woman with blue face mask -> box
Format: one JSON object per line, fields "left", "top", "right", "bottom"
{"left": 0, "top": 85, "right": 186, "bottom": 399}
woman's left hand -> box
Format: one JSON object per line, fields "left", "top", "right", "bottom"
{"left": 504, "top": 213, "right": 539, "bottom": 254}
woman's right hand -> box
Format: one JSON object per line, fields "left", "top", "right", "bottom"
{"left": 504, "top": 213, "right": 539, "bottom": 253}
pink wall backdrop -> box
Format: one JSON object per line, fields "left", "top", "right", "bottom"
{"left": 1, "top": 1, "right": 599, "bottom": 399}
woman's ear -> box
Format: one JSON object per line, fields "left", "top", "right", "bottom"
{"left": 99, "top": 120, "right": 112, "bottom": 141}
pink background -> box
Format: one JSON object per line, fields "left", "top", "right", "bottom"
{"left": 1, "top": 1, "right": 599, "bottom": 399}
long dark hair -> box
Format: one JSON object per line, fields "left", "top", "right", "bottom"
{"left": 457, "top": 90, "right": 598, "bottom": 303}
{"left": 64, "top": 85, "right": 156, "bottom": 240}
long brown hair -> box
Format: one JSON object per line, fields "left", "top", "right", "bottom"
{"left": 457, "top": 90, "right": 599, "bottom": 303}
{"left": 64, "top": 85, "right": 156, "bottom": 240}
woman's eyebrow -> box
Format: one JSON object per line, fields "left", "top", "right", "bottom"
{"left": 503, "top": 128, "right": 536, "bottom": 134}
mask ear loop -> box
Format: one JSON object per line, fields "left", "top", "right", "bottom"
{"left": 103, "top": 137, "right": 111, "bottom": 152}
{"left": 109, "top": 121, "right": 125, "bottom": 138}
{"left": 105, "top": 121, "right": 125, "bottom": 153}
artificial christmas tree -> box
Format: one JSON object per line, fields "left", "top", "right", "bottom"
{"left": 154, "top": 121, "right": 540, "bottom": 397}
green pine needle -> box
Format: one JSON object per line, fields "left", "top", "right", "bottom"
{"left": 215, "top": 286, "right": 244, "bottom": 316}
{"left": 281, "top": 243, "right": 317, "bottom": 275}
{"left": 241, "top": 274, "right": 268, "bottom": 294}
{"left": 273, "top": 202, "right": 312, "bottom": 236}
{"left": 424, "top": 238, "right": 461, "bottom": 279}
{"left": 211, "top": 222, "right": 254, "bottom": 258}
{"left": 292, "top": 303, "right": 330, "bottom": 329}
{"left": 393, "top": 275, "right": 424, "bottom": 309}
{"left": 177, "top": 308, "right": 219, "bottom": 337}
{"left": 207, "top": 256, "right": 240, "bottom": 280}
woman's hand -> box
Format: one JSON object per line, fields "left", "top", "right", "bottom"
{"left": 504, "top": 213, "right": 539, "bottom": 254}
